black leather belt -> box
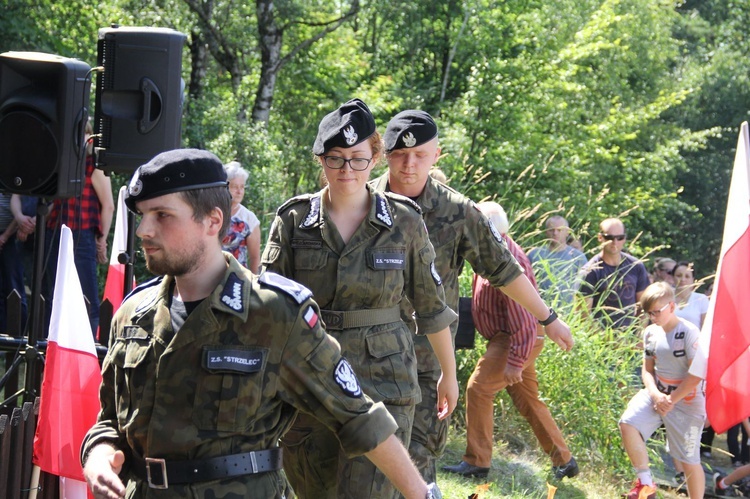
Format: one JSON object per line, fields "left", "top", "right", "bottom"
{"left": 132, "top": 448, "right": 283, "bottom": 489}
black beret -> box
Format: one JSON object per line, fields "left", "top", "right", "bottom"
{"left": 124, "top": 148, "right": 228, "bottom": 212}
{"left": 384, "top": 110, "right": 438, "bottom": 152}
{"left": 312, "top": 98, "right": 376, "bottom": 155}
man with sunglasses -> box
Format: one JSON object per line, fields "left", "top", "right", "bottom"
{"left": 580, "top": 218, "right": 650, "bottom": 330}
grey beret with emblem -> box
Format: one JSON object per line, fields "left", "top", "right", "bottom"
{"left": 124, "top": 148, "right": 229, "bottom": 212}
{"left": 312, "top": 98, "right": 376, "bottom": 156}
{"left": 383, "top": 110, "right": 438, "bottom": 152}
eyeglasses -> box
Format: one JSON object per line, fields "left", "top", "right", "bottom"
{"left": 647, "top": 302, "right": 670, "bottom": 317}
{"left": 601, "top": 233, "right": 626, "bottom": 241}
{"left": 322, "top": 156, "right": 373, "bottom": 171}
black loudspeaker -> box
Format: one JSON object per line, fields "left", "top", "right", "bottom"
{"left": 94, "top": 26, "right": 186, "bottom": 174}
{"left": 0, "top": 52, "right": 91, "bottom": 198}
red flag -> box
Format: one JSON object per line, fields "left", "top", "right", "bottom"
{"left": 702, "top": 121, "right": 750, "bottom": 433}
{"left": 33, "top": 225, "right": 103, "bottom": 485}
{"left": 102, "top": 186, "right": 133, "bottom": 317}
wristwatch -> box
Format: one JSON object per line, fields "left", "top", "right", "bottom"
{"left": 426, "top": 482, "right": 442, "bottom": 499}
{"left": 538, "top": 308, "right": 558, "bottom": 327}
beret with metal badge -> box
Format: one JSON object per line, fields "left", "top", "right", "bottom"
{"left": 312, "top": 98, "right": 376, "bottom": 156}
{"left": 384, "top": 110, "right": 438, "bottom": 152}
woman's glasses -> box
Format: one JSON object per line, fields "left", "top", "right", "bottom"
{"left": 322, "top": 156, "right": 372, "bottom": 171}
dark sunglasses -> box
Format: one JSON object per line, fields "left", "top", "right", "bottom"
{"left": 601, "top": 233, "right": 626, "bottom": 241}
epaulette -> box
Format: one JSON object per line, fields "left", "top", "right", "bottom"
{"left": 258, "top": 271, "right": 313, "bottom": 305}
{"left": 382, "top": 191, "right": 423, "bottom": 215}
{"left": 275, "top": 193, "right": 316, "bottom": 216}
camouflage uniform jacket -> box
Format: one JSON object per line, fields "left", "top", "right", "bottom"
{"left": 81, "top": 254, "right": 397, "bottom": 497}
{"left": 261, "top": 184, "right": 457, "bottom": 405}
{"left": 371, "top": 174, "right": 524, "bottom": 371}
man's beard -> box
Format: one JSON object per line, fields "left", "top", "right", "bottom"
{"left": 144, "top": 241, "right": 205, "bottom": 277}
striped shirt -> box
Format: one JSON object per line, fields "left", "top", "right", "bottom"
{"left": 472, "top": 234, "right": 538, "bottom": 369}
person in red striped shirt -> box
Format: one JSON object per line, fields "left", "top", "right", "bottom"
{"left": 442, "top": 202, "right": 579, "bottom": 480}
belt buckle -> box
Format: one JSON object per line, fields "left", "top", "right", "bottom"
{"left": 145, "top": 457, "right": 168, "bottom": 489}
{"left": 322, "top": 311, "right": 343, "bottom": 330}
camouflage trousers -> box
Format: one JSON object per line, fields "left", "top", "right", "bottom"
{"left": 409, "top": 366, "right": 449, "bottom": 483}
{"left": 282, "top": 404, "right": 415, "bottom": 499}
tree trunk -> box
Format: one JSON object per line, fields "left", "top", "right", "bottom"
{"left": 253, "top": 0, "right": 283, "bottom": 124}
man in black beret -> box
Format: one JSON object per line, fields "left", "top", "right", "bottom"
{"left": 371, "top": 111, "right": 578, "bottom": 483}
{"left": 82, "top": 148, "right": 443, "bottom": 499}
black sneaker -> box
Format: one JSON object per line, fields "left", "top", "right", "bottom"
{"left": 441, "top": 460, "right": 489, "bottom": 478}
{"left": 552, "top": 456, "right": 580, "bottom": 480}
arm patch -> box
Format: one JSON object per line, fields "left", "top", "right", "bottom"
{"left": 258, "top": 272, "right": 313, "bottom": 304}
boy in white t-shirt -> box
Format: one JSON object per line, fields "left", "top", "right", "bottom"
{"left": 619, "top": 282, "right": 705, "bottom": 498}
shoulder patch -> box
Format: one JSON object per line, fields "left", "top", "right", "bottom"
{"left": 334, "top": 358, "right": 362, "bottom": 398}
{"left": 258, "top": 272, "right": 313, "bottom": 304}
{"left": 488, "top": 219, "right": 505, "bottom": 245}
{"left": 276, "top": 193, "right": 315, "bottom": 216}
{"left": 430, "top": 261, "right": 443, "bottom": 286}
{"left": 383, "top": 191, "right": 422, "bottom": 215}
{"left": 220, "top": 272, "right": 245, "bottom": 313}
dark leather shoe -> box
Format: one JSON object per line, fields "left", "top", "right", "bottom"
{"left": 441, "top": 460, "right": 489, "bottom": 478}
{"left": 553, "top": 456, "right": 580, "bottom": 480}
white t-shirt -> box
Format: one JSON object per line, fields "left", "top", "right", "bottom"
{"left": 674, "top": 291, "right": 709, "bottom": 328}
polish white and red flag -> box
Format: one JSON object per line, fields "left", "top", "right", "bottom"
{"left": 102, "top": 186, "right": 133, "bottom": 319}
{"left": 693, "top": 121, "right": 750, "bottom": 433}
{"left": 33, "top": 225, "right": 103, "bottom": 497}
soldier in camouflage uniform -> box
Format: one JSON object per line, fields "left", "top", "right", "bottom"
{"left": 80, "top": 149, "right": 443, "bottom": 499}
{"left": 261, "top": 99, "right": 457, "bottom": 499}
{"left": 371, "top": 110, "right": 576, "bottom": 482}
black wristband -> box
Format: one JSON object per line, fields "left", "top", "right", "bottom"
{"left": 538, "top": 308, "right": 557, "bottom": 326}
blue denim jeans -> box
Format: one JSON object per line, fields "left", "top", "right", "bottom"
{"left": 44, "top": 227, "right": 99, "bottom": 338}
{"left": 0, "top": 234, "right": 28, "bottom": 333}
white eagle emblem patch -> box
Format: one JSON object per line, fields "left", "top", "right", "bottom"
{"left": 334, "top": 358, "right": 362, "bottom": 398}
{"left": 343, "top": 125, "right": 358, "bottom": 145}
{"left": 430, "top": 262, "right": 442, "bottom": 286}
{"left": 128, "top": 171, "right": 143, "bottom": 196}
{"left": 402, "top": 132, "right": 417, "bottom": 148}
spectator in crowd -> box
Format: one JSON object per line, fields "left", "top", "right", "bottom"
{"left": 81, "top": 148, "right": 442, "bottom": 499}
{"left": 370, "top": 109, "right": 574, "bottom": 482}
{"left": 221, "top": 161, "right": 261, "bottom": 273}
{"left": 262, "top": 99, "right": 457, "bottom": 498}
{"left": 651, "top": 257, "right": 676, "bottom": 286}
{"left": 10, "top": 194, "right": 38, "bottom": 296}
{"left": 580, "top": 217, "right": 650, "bottom": 331}
{"left": 672, "top": 261, "right": 709, "bottom": 329}
{"left": 0, "top": 192, "right": 24, "bottom": 332}
{"left": 441, "top": 202, "right": 579, "bottom": 481}
{"left": 619, "top": 282, "right": 704, "bottom": 499}
{"left": 43, "top": 120, "right": 114, "bottom": 337}
{"left": 528, "top": 215, "right": 587, "bottom": 311}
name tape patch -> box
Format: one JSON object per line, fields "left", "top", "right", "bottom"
{"left": 204, "top": 348, "right": 265, "bottom": 374}
{"left": 372, "top": 252, "right": 406, "bottom": 270}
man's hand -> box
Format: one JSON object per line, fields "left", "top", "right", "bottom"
{"left": 436, "top": 372, "right": 459, "bottom": 420}
{"left": 83, "top": 444, "right": 126, "bottom": 499}
{"left": 543, "top": 318, "right": 574, "bottom": 351}
{"left": 503, "top": 364, "right": 523, "bottom": 385}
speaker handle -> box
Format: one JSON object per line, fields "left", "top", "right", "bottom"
{"left": 138, "top": 78, "right": 161, "bottom": 134}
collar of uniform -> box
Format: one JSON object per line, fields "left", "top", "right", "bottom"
{"left": 208, "top": 254, "right": 251, "bottom": 322}
{"left": 416, "top": 175, "right": 441, "bottom": 214}
{"left": 299, "top": 193, "right": 323, "bottom": 229}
